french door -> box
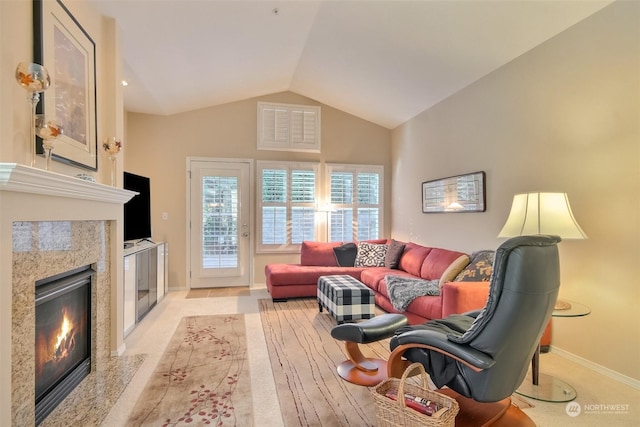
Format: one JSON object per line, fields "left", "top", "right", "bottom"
{"left": 188, "top": 159, "right": 252, "bottom": 288}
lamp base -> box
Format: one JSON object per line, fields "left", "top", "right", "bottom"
{"left": 517, "top": 372, "right": 576, "bottom": 402}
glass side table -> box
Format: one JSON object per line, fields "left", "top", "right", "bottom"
{"left": 516, "top": 300, "right": 591, "bottom": 402}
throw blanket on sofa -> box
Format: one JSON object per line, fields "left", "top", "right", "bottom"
{"left": 386, "top": 275, "right": 440, "bottom": 312}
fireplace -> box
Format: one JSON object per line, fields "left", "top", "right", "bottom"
{"left": 1, "top": 163, "right": 136, "bottom": 425}
{"left": 34, "top": 265, "right": 94, "bottom": 425}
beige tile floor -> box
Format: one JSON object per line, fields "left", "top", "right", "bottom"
{"left": 99, "top": 288, "right": 639, "bottom": 426}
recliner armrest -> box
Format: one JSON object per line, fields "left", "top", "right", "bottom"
{"left": 394, "top": 329, "right": 495, "bottom": 370}
{"left": 462, "top": 309, "right": 482, "bottom": 318}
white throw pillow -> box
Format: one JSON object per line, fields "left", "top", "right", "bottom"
{"left": 354, "top": 242, "right": 388, "bottom": 267}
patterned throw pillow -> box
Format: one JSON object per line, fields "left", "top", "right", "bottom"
{"left": 454, "top": 250, "right": 495, "bottom": 282}
{"left": 354, "top": 242, "right": 388, "bottom": 267}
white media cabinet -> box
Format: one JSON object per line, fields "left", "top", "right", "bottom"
{"left": 123, "top": 241, "right": 168, "bottom": 337}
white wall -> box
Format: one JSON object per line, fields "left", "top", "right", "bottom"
{"left": 391, "top": 1, "right": 639, "bottom": 381}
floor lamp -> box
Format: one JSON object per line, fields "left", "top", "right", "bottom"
{"left": 498, "top": 192, "right": 587, "bottom": 401}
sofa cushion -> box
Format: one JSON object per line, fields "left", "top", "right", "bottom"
{"left": 333, "top": 242, "right": 358, "bottom": 267}
{"left": 355, "top": 242, "right": 388, "bottom": 267}
{"left": 361, "top": 267, "right": 413, "bottom": 292}
{"left": 300, "top": 241, "right": 342, "bottom": 266}
{"left": 384, "top": 239, "right": 406, "bottom": 269}
{"left": 420, "top": 248, "right": 468, "bottom": 280}
{"left": 398, "top": 243, "right": 432, "bottom": 276}
{"left": 265, "top": 263, "right": 365, "bottom": 286}
{"left": 454, "top": 250, "right": 495, "bottom": 282}
{"left": 376, "top": 280, "right": 443, "bottom": 320}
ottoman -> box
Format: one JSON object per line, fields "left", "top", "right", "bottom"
{"left": 317, "top": 275, "right": 375, "bottom": 323}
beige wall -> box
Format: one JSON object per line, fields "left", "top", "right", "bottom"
{"left": 391, "top": 1, "right": 639, "bottom": 381}
{"left": 0, "top": 0, "right": 125, "bottom": 183}
{"left": 125, "top": 92, "right": 392, "bottom": 288}
{"left": 0, "top": 0, "right": 127, "bottom": 420}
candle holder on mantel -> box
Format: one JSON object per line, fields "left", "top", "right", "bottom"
{"left": 15, "top": 62, "right": 50, "bottom": 167}
{"left": 35, "top": 116, "right": 63, "bottom": 171}
{"left": 102, "top": 137, "right": 122, "bottom": 186}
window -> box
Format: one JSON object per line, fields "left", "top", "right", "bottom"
{"left": 326, "top": 164, "right": 384, "bottom": 242}
{"left": 257, "top": 161, "right": 319, "bottom": 252}
{"left": 257, "top": 102, "right": 321, "bottom": 153}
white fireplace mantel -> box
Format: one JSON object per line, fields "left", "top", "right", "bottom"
{"left": 0, "top": 163, "right": 136, "bottom": 203}
{"left": 0, "top": 162, "right": 136, "bottom": 426}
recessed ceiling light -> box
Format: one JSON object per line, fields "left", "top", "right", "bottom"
{"left": 122, "top": 80, "right": 129, "bottom": 87}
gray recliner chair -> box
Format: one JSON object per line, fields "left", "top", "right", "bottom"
{"left": 387, "top": 235, "right": 561, "bottom": 425}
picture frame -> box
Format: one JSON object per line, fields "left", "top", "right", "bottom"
{"left": 33, "top": 0, "right": 97, "bottom": 171}
{"left": 422, "top": 171, "right": 486, "bottom": 213}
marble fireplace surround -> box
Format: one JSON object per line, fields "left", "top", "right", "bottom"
{"left": 0, "top": 163, "right": 135, "bottom": 425}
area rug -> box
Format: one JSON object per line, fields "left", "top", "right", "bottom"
{"left": 259, "top": 298, "right": 389, "bottom": 426}
{"left": 259, "top": 298, "right": 534, "bottom": 427}
{"left": 127, "top": 315, "right": 252, "bottom": 426}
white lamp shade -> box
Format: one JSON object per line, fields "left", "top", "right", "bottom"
{"left": 498, "top": 192, "right": 587, "bottom": 239}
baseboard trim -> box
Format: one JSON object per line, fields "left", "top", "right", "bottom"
{"left": 550, "top": 346, "right": 640, "bottom": 390}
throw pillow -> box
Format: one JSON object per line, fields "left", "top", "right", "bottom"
{"left": 333, "top": 242, "right": 358, "bottom": 267}
{"left": 384, "top": 239, "right": 406, "bottom": 269}
{"left": 354, "top": 242, "right": 388, "bottom": 267}
{"left": 438, "top": 254, "right": 470, "bottom": 286}
{"left": 454, "top": 250, "right": 495, "bottom": 282}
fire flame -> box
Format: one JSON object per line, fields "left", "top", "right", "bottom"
{"left": 51, "top": 311, "right": 76, "bottom": 361}
{"left": 55, "top": 315, "right": 71, "bottom": 350}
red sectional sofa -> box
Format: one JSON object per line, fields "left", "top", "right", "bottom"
{"left": 265, "top": 240, "right": 486, "bottom": 324}
{"left": 264, "top": 239, "right": 552, "bottom": 346}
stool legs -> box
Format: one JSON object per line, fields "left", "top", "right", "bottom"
{"left": 336, "top": 341, "right": 387, "bottom": 386}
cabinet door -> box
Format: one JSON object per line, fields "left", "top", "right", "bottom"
{"left": 136, "top": 251, "right": 149, "bottom": 321}
{"left": 156, "top": 243, "right": 166, "bottom": 302}
{"left": 123, "top": 255, "right": 137, "bottom": 336}
{"left": 148, "top": 246, "right": 158, "bottom": 308}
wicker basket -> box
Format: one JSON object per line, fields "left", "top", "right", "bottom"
{"left": 371, "top": 363, "right": 459, "bottom": 427}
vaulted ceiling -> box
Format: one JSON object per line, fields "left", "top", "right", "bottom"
{"left": 90, "top": 0, "right": 612, "bottom": 129}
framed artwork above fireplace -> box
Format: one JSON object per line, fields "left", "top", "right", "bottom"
{"left": 33, "top": 0, "right": 98, "bottom": 170}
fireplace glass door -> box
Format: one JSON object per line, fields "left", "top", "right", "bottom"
{"left": 34, "top": 265, "right": 92, "bottom": 424}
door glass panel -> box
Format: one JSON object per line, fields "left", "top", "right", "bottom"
{"left": 202, "top": 175, "right": 238, "bottom": 269}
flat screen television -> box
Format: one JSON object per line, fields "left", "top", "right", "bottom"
{"left": 123, "top": 171, "right": 152, "bottom": 243}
